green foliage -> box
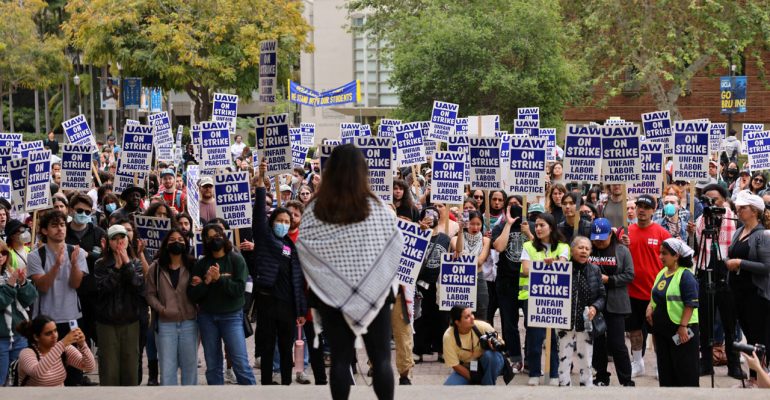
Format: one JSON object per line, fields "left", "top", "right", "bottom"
{"left": 562, "top": 0, "right": 770, "bottom": 118}
{"left": 63, "top": 0, "right": 313, "bottom": 122}
{"left": 347, "top": 0, "right": 586, "bottom": 129}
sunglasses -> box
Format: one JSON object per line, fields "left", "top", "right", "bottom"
{"left": 75, "top": 208, "right": 91, "bottom": 214}
{"left": 0, "top": 250, "right": 8, "bottom": 256}
{"left": 754, "top": 178, "right": 765, "bottom": 183}
{"left": 473, "top": 195, "right": 483, "bottom": 199}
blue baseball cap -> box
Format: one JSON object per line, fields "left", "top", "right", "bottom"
{"left": 590, "top": 218, "right": 612, "bottom": 241}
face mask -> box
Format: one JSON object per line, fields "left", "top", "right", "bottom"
{"left": 20, "top": 231, "right": 31, "bottom": 244}
{"left": 105, "top": 203, "right": 117, "bottom": 213}
{"left": 168, "top": 242, "right": 186, "bottom": 255}
{"left": 273, "top": 223, "right": 290, "bottom": 238}
{"left": 663, "top": 203, "right": 677, "bottom": 217}
{"left": 209, "top": 238, "right": 226, "bottom": 252}
{"left": 728, "top": 168, "right": 738, "bottom": 175}
{"left": 73, "top": 213, "right": 91, "bottom": 225}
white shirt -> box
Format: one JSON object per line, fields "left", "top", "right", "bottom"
{"left": 231, "top": 142, "right": 246, "bottom": 158}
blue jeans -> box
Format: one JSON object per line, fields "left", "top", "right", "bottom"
{"left": 198, "top": 310, "right": 256, "bottom": 385}
{"left": 526, "top": 327, "right": 559, "bottom": 378}
{"left": 444, "top": 350, "right": 505, "bottom": 385}
{"left": 0, "top": 336, "right": 27, "bottom": 386}
{"left": 156, "top": 320, "right": 198, "bottom": 386}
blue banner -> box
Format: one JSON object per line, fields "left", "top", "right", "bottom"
{"left": 288, "top": 79, "right": 360, "bottom": 107}
{"left": 509, "top": 137, "right": 547, "bottom": 198}
{"left": 564, "top": 125, "right": 602, "bottom": 183}
{"left": 439, "top": 254, "right": 478, "bottom": 311}
{"left": 395, "top": 122, "right": 426, "bottom": 167}
{"left": 469, "top": 137, "right": 501, "bottom": 190}
{"left": 123, "top": 78, "right": 142, "bottom": 110}
{"left": 673, "top": 120, "right": 710, "bottom": 181}
{"left": 214, "top": 171, "right": 252, "bottom": 229}
{"left": 527, "top": 261, "right": 572, "bottom": 329}
{"left": 600, "top": 125, "right": 642, "bottom": 184}
{"left": 61, "top": 114, "right": 97, "bottom": 151}
{"left": 255, "top": 113, "right": 292, "bottom": 175}
{"left": 25, "top": 150, "right": 51, "bottom": 211}
{"left": 430, "top": 151, "right": 466, "bottom": 204}
{"left": 120, "top": 125, "right": 155, "bottom": 173}
{"left": 721, "top": 76, "right": 747, "bottom": 114}
{"left": 150, "top": 88, "right": 163, "bottom": 113}
{"left": 396, "top": 220, "right": 432, "bottom": 287}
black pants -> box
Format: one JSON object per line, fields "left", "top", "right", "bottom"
{"left": 413, "top": 284, "right": 447, "bottom": 355}
{"left": 304, "top": 321, "right": 328, "bottom": 384}
{"left": 592, "top": 312, "right": 633, "bottom": 385}
{"left": 56, "top": 320, "right": 84, "bottom": 386}
{"left": 485, "top": 280, "right": 498, "bottom": 326}
{"left": 698, "top": 279, "right": 740, "bottom": 370}
{"left": 496, "top": 276, "right": 522, "bottom": 360}
{"left": 317, "top": 302, "right": 393, "bottom": 400}
{"left": 256, "top": 293, "right": 295, "bottom": 385}
{"left": 653, "top": 323, "right": 700, "bottom": 387}
{"left": 733, "top": 285, "right": 770, "bottom": 378}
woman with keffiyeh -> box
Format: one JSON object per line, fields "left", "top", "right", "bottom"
{"left": 297, "top": 144, "right": 403, "bottom": 400}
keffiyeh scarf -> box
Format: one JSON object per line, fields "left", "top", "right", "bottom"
{"left": 297, "top": 198, "right": 403, "bottom": 338}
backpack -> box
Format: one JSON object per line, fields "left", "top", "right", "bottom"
{"left": 36, "top": 245, "right": 78, "bottom": 316}
{"left": 6, "top": 347, "right": 66, "bottom": 386}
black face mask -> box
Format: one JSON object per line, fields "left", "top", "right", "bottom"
{"left": 727, "top": 168, "right": 738, "bottom": 176}
{"left": 209, "top": 238, "right": 226, "bottom": 252}
{"left": 168, "top": 242, "right": 186, "bottom": 255}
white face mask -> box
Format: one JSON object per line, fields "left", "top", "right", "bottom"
{"left": 291, "top": 176, "right": 300, "bottom": 185}
{"left": 20, "top": 231, "right": 32, "bottom": 244}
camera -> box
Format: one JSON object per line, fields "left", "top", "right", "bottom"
{"left": 478, "top": 331, "right": 506, "bottom": 352}
{"left": 734, "top": 342, "right": 766, "bottom": 359}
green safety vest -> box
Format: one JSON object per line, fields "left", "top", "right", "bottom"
{"left": 519, "top": 241, "right": 571, "bottom": 300}
{"left": 650, "top": 267, "right": 699, "bottom": 325}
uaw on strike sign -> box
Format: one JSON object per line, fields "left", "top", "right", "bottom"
{"left": 527, "top": 261, "right": 572, "bottom": 330}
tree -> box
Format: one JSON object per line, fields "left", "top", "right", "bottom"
{"left": 63, "top": 0, "right": 313, "bottom": 122}
{"left": 347, "top": 0, "right": 586, "bottom": 128}
{"left": 561, "top": 0, "right": 770, "bottom": 120}
{"left": 0, "top": 0, "right": 68, "bottom": 131}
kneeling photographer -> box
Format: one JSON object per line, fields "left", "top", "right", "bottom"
{"left": 442, "top": 305, "right": 511, "bottom": 385}
{"left": 738, "top": 343, "right": 769, "bottom": 388}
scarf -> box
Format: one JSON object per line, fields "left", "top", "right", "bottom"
{"left": 463, "top": 231, "right": 483, "bottom": 257}
{"left": 297, "top": 197, "right": 403, "bottom": 339}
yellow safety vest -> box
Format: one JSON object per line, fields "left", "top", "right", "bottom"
{"left": 650, "top": 267, "right": 699, "bottom": 325}
{"left": 519, "top": 241, "right": 571, "bottom": 300}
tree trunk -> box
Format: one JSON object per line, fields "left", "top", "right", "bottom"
{"left": 0, "top": 81, "right": 4, "bottom": 132}
{"left": 89, "top": 65, "right": 96, "bottom": 130}
{"left": 44, "top": 88, "right": 51, "bottom": 133}
{"left": 9, "top": 88, "right": 13, "bottom": 133}
{"left": 34, "top": 90, "right": 40, "bottom": 134}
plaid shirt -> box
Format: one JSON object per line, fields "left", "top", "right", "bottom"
{"left": 694, "top": 207, "right": 736, "bottom": 269}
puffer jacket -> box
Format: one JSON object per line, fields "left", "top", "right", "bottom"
{"left": 94, "top": 257, "right": 145, "bottom": 325}
{"left": 569, "top": 261, "right": 606, "bottom": 332}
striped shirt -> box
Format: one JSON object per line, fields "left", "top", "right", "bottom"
{"left": 18, "top": 341, "right": 96, "bottom": 386}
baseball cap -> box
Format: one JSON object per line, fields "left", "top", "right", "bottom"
{"left": 528, "top": 203, "right": 545, "bottom": 214}
{"left": 280, "top": 184, "right": 292, "bottom": 193}
{"left": 199, "top": 177, "right": 214, "bottom": 187}
{"left": 590, "top": 218, "right": 612, "bottom": 241}
{"left": 160, "top": 169, "right": 175, "bottom": 178}
{"left": 735, "top": 190, "right": 765, "bottom": 211}
{"left": 635, "top": 194, "right": 656, "bottom": 209}
{"left": 107, "top": 224, "right": 128, "bottom": 239}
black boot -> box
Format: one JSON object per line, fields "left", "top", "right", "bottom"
{"left": 727, "top": 362, "right": 747, "bottom": 380}
{"left": 148, "top": 359, "right": 159, "bottom": 386}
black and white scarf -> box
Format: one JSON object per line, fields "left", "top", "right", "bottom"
{"left": 297, "top": 198, "right": 403, "bottom": 338}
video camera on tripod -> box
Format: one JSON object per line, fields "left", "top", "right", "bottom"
{"left": 700, "top": 195, "right": 727, "bottom": 232}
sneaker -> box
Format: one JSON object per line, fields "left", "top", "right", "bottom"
{"left": 631, "top": 360, "right": 645, "bottom": 378}
{"left": 224, "top": 368, "right": 237, "bottom": 384}
{"left": 271, "top": 372, "right": 280, "bottom": 384}
{"left": 295, "top": 371, "right": 311, "bottom": 384}
{"left": 548, "top": 378, "right": 560, "bottom": 386}
{"left": 593, "top": 378, "right": 609, "bottom": 386}
{"left": 253, "top": 357, "right": 261, "bottom": 369}
{"left": 511, "top": 361, "right": 524, "bottom": 374}
{"left": 527, "top": 377, "right": 540, "bottom": 386}
{"left": 399, "top": 376, "right": 412, "bottom": 385}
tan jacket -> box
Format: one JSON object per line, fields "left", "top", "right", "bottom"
{"left": 146, "top": 261, "right": 196, "bottom": 322}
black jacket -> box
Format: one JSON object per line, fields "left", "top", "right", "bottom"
{"left": 252, "top": 187, "right": 307, "bottom": 317}
{"left": 570, "top": 261, "right": 606, "bottom": 331}
{"left": 94, "top": 257, "right": 145, "bottom": 325}
{"left": 66, "top": 222, "right": 106, "bottom": 296}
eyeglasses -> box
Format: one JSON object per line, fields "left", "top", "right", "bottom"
{"left": 299, "top": 192, "right": 311, "bottom": 196}
{"left": 74, "top": 208, "right": 91, "bottom": 214}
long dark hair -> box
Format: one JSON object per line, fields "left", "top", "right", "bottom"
{"left": 393, "top": 179, "right": 415, "bottom": 210}
{"left": 312, "top": 144, "right": 377, "bottom": 224}
{"left": 157, "top": 228, "right": 195, "bottom": 272}
{"left": 17, "top": 315, "right": 54, "bottom": 346}
{"left": 546, "top": 183, "right": 567, "bottom": 212}
{"left": 533, "top": 212, "right": 566, "bottom": 253}
{"left": 202, "top": 223, "right": 233, "bottom": 258}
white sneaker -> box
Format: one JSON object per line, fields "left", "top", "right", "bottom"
{"left": 224, "top": 368, "right": 237, "bottom": 384}
{"left": 548, "top": 378, "right": 560, "bottom": 386}
{"left": 528, "top": 377, "right": 540, "bottom": 386}
{"left": 295, "top": 371, "right": 311, "bottom": 384}
{"left": 631, "top": 359, "right": 645, "bottom": 378}
{"left": 253, "top": 357, "right": 260, "bottom": 369}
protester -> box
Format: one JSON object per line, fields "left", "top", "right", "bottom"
{"left": 413, "top": 206, "right": 451, "bottom": 363}
{"left": 450, "top": 211, "right": 491, "bottom": 319}
{"left": 602, "top": 184, "right": 625, "bottom": 228}
{"left": 486, "top": 190, "right": 507, "bottom": 228}
{"left": 198, "top": 176, "right": 216, "bottom": 225}
{"left": 27, "top": 210, "right": 89, "bottom": 386}
{"left": 748, "top": 172, "right": 767, "bottom": 196}
{"left": 0, "top": 205, "right": 9, "bottom": 243}
{"left": 297, "top": 144, "right": 402, "bottom": 400}
{"left": 654, "top": 194, "right": 689, "bottom": 242}
{"left": 0, "top": 240, "right": 37, "bottom": 385}
{"left": 589, "top": 218, "right": 635, "bottom": 386}
{"left": 557, "top": 236, "right": 605, "bottom": 387}
{"left": 6, "top": 219, "right": 31, "bottom": 271}
{"left": 521, "top": 212, "right": 568, "bottom": 386}
{"left": 434, "top": 201, "right": 459, "bottom": 238}
{"left": 646, "top": 238, "right": 700, "bottom": 387}
{"left": 297, "top": 185, "right": 314, "bottom": 206}
{"left": 622, "top": 194, "right": 671, "bottom": 378}
{"left": 626, "top": 200, "right": 637, "bottom": 225}
{"left": 442, "top": 305, "right": 506, "bottom": 385}
{"left": 726, "top": 190, "right": 770, "bottom": 380}
{"left": 112, "top": 186, "right": 146, "bottom": 220}
{"left": 43, "top": 131, "right": 59, "bottom": 155}
{"left": 548, "top": 161, "right": 564, "bottom": 183}
{"left": 152, "top": 169, "right": 185, "bottom": 214}
{"left": 146, "top": 228, "right": 198, "bottom": 386}
{"left": 189, "top": 223, "right": 255, "bottom": 385}
{"left": 721, "top": 129, "right": 742, "bottom": 163}
{"left": 252, "top": 160, "right": 307, "bottom": 386}
{"left": 491, "top": 204, "right": 527, "bottom": 371}
{"left": 545, "top": 184, "right": 566, "bottom": 225}
{"left": 16, "top": 315, "right": 95, "bottom": 386}
{"left": 558, "top": 192, "right": 592, "bottom": 243}
{"left": 686, "top": 183, "right": 743, "bottom": 379}
{"left": 230, "top": 135, "right": 246, "bottom": 161}
{"left": 394, "top": 179, "right": 420, "bottom": 222}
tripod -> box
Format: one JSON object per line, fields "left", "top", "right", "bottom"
{"left": 694, "top": 223, "right": 726, "bottom": 389}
